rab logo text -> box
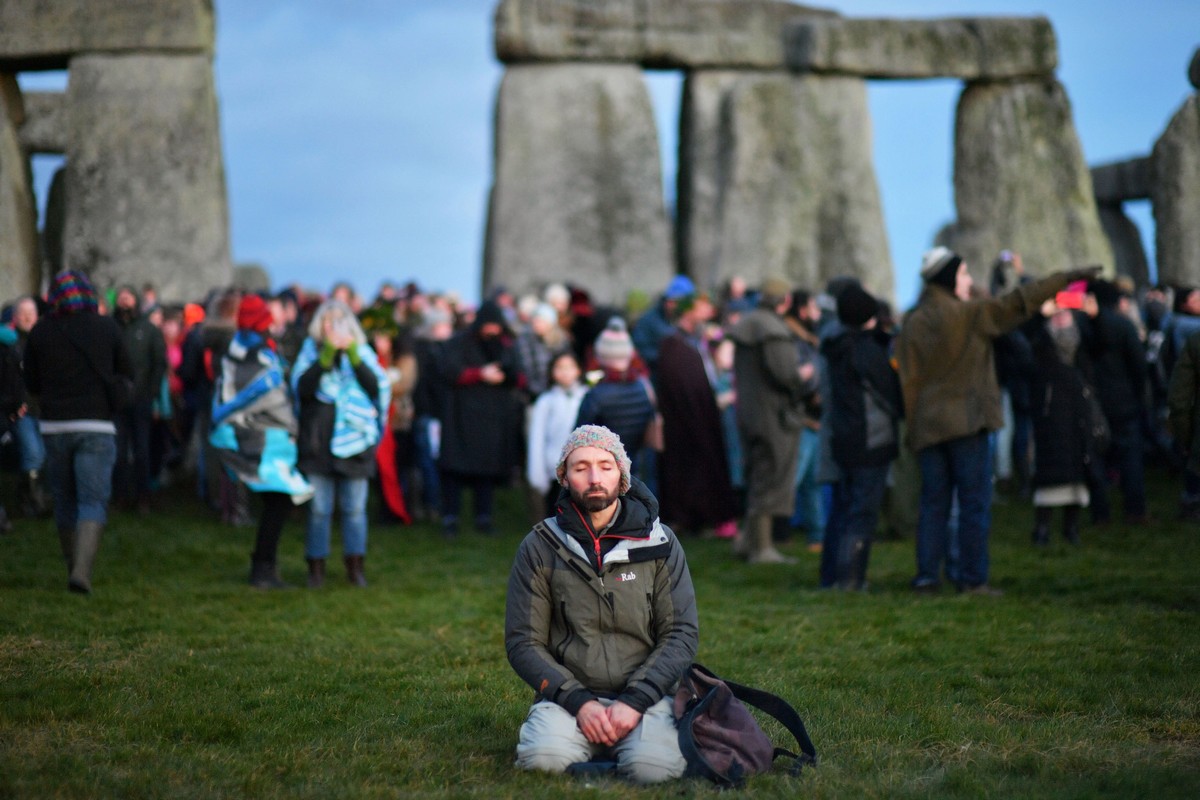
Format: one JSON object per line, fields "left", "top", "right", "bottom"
{"left": 616, "top": 571, "right": 637, "bottom": 582}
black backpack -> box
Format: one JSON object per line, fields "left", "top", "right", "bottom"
{"left": 673, "top": 663, "right": 817, "bottom": 788}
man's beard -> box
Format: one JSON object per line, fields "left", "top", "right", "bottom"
{"left": 570, "top": 484, "right": 618, "bottom": 513}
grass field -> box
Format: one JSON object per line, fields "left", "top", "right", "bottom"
{"left": 1, "top": 471, "right": 1198, "bottom": 799}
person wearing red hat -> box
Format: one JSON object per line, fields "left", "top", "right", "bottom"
{"left": 210, "top": 294, "right": 313, "bottom": 589}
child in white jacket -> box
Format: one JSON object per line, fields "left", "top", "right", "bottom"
{"left": 526, "top": 352, "right": 586, "bottom": 517}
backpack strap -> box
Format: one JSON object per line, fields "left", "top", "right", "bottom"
{"left": 722, "top": 678, "right": 818, "bottom": 774}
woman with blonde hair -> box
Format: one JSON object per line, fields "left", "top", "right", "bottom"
{"left": 292, "top": 300, "right": 390, "bottom": 587}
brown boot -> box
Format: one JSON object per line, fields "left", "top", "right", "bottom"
{"left": 344, "top": 555, "right": 367, "bottom": 588}
{"left": 306, "top": 557, "right": 326, "bottom": 589}
{"left": 747, "top": 514, "right": 796, "bottom": 565}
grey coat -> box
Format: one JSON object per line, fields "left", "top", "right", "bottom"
{"left": 727, "top": 306, "right": 816, "bottom": 515}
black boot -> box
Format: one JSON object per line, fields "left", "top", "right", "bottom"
{"left": 345, "top": 555, "right": 367, "bottom": 588}
{"left": 306, "top": 557, "right": 326, "bottom": 589}
{"left": 19, "top": 470, "right": 49, "bottom": 518}
{"left": 249, "top": 558, "right": 292, "bottom": 590}
{"left": 1063, "top": 505, "right": 1081, "bottom": 545}
{"left": 1032, "top": 506, "right": 1052, "bottom": 546}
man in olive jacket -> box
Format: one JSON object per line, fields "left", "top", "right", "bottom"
{"left": 897, "top": 248, "right": 1098, "bottom": 595}
{"left": 505, "top": 425, "right": 698, "bottom": 784}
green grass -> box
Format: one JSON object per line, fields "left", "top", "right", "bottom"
{"left": 1, "top": 473, "right": 1198, "bottom": 799}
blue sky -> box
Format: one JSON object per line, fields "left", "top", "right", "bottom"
{"left": 21, "top": 2, "right": 1200, "bottom": 308}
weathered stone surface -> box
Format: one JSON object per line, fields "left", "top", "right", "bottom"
{"left": 0, "top": 0, "right": 213, "bottom": 70}
{"left": 1190, "top": 47, "right": 1200, "bottom": 91}
{"left": 17, "top": 91, "right": 65, "bottom": 154}
{"left": 0, "top": 74, "right": 40, "bottom": 297}
{"left": 1090, "top": 157, "right": 1151, "bottom": 204}
{"left": 786, "top": 16, "right": 1057, "bottom": 80}
{"left": 485, "top": 64, "right": 672, "bottom": 305}
{"left": 63, "top": 54, "right": 231, "bottom": 302}
{"left": 678, "top": 70, "right": 892, "bottom": 297}
{"left": 1151, "top": 94, "right": 1200, "bottom": 287}
{"left": 948, "top": 79, "right": 1112, "bottom": 284}
{"left": 495, "top": 0, "right": 837, "bottom": 69}
{"left": 1097, "top": 204, "right": 1150, "bottom": 287}
{"left": 233, "top": 262, "right": 271, "bottom": 293}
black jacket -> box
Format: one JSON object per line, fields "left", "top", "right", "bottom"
{"left": 822, "top": 327, "right": 903, "bottom": 469}
{"left": 294, "top": 353, "right": 381, "bottom": 479}
{"left": 1028, "top": 317, "right": 1096, "bottom": 487}
{"left": 1087, "top": 307, "right": 1146, "bottom": 424}
{"left": 24, "top": 312, "right": 133, "bottom": 422}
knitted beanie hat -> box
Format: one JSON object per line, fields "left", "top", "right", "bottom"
{"left": 555, "top": 424, "right": 632, "bottom": 495}
{"left": 921, "top": 246, "right": 963, "bottom": 290}
{"left": 837, "top": 284, "right": 878, "bottom": 327}
{"left": 237, "top": 294, "right": 274, "bottom": 333}
{"left": 48, "top": 270, "right": 99, "bottom": 316}
{"left": 593, "top": 316, "right": 634, "bottom": 367}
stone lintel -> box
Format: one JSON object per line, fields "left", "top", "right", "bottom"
{"left": 1090, "top": 157, "right": 1152, "bottom": 205}
{"left": 0, "top": 0, "right": 214, "bottom": 68}
{"left": 495, "top": 0, "right": 838, "bottom": 70}
{"left": 18, "top": 91, "right": 66, "bottom": 154}
{"left": 786, "top": 16, "right": 1057, "bottom": 80}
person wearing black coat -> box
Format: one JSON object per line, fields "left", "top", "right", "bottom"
{"left": 436, "top": 300, "right": 526, "bottom": 537}
{"left": 1026, "top": 302, "right": 1097, "bottom": 545}
{"left": 818, "top": 286, "right": 903, "bottom": 590}
{"left": 23, "top": 271, "right": 134, "bottom": 594}
{"left": 1086, "top": 280, "right": 1149, "bottom": 524}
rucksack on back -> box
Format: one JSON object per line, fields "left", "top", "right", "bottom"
{"left": 673, "top": 662, "right": 817, "bottom": 788}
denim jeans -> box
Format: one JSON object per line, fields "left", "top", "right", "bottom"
{"left": 44, "top": 432, "right": 117, "bottom": 528}
{"left": 915, "top": 431, "right": 992, "bottom": 588}
{"left": 820, "top": 464, "right": 888, "bottom": 587}
{"left": 305, "top": 474, "right": 369, "bottom": 558}
{"left": 14, "top": 414, "right": 45, "bottom": 472}
{"left": 413, "top": 416, "right": 441, "bottom": 513}
{"left": 791, "top": 428, "right": 825, "bottom": 544}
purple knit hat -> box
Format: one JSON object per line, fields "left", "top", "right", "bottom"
{"left": 555, "top": 424, "right": 632, "bottom": 495}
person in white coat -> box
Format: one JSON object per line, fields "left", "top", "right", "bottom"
{"left": 526, "top": 352, "right": 586, "bottom": 517}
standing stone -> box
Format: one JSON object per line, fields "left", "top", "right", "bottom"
{"left": 42, "top": 165, "right": 66, "bottom": 275}
{"left": 949, "top": 79, "right": 1112, "bottom": 283}
{"left": 0, "top": 74, "right": 40, "bottom": 297}
{"left": 1097, "top": 205, "right": 1150, "bottom": 286}
{"left": 63, "top": 53, "right": 231, "bottom": 301}
{"left": 1189, "top": 47, "right": 1200, "bottom": 91}
{"left": 485, "top": 63, "right": 672, "bottom": 305}
{"left": 1151, "top": 94, "right": 1200, "bottom": 288}
{"left": 678, "top": 70, "right": 892, "bottom": 297}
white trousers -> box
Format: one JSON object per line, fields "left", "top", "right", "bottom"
{"left": 515, "top": 697, "right": 687, "bottom": 784}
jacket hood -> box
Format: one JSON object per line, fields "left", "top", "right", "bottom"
{"left": 553, "top": 474, "right": 660, "bottom": 546}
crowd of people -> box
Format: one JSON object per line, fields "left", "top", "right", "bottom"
{"left": 1, "top": 249, "right": 1197, "bottom": 600}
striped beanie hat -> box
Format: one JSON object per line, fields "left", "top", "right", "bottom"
{"left": 555, "top": 424, "right": 632, "bottom": 495}
{"left": 48, "top": 270, "right": 99, "bottom": 316}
